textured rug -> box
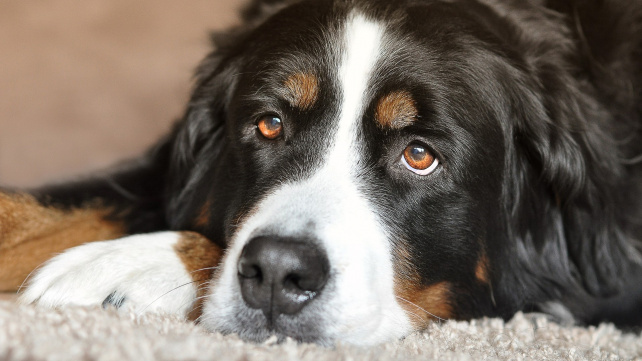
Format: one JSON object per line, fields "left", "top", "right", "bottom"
{"left": 0, "top": 300, "right": 640, "bottom": 361}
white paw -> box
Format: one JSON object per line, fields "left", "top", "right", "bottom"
{"left": 19, "top": 232, "right": 197, "bottom": 318}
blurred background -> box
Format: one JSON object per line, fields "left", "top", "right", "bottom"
{"left": 0, "top": 0, "right": 245, "bottom": 187}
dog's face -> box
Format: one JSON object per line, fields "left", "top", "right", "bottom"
{"left": 167, "top": 0, "right": 553, "bottom": 345}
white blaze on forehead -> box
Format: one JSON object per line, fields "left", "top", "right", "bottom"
{"left": 329, "top": 13, "right": 384, "bottom": 170}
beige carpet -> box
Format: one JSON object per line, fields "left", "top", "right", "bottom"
{"left": 0, "top": 300, "right": 640, "bottom": 361}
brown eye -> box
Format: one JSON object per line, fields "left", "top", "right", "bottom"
{"left": 402, "top": 143, "right": 439, "bottom": 175}
{"left": 257, "top": 115, "right": 283, "bottom": 139}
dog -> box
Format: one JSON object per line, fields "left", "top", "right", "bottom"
{"left": 0, "top": 0, "right": 641, "bottom": 346}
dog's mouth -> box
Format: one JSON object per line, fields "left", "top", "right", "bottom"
{"left": 223, "top": 305, "right": 331, "bottom": 345}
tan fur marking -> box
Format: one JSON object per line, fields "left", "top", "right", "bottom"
{"left": 375, "top": 91, "right": 418, "bottom": 129}
{"left": 194, "top": 199, "right": 212, "bottom": 228}
{"left": 393, "top": 241, "right": 453, "bottom": 329}
{"left": 173, "top": 231, "right": 222, "bottom": 320}
{"left": 396, "top": 279, "right": 453, "bottom": 328}
{"left": 284, "top": 72, "right": 319, "bottom": 110}
{"left": 0, "top": 193, "right": 125, "bottom": 291}
{"left": 475, "top": 252, "right": 489, "bottom": 283}
{"left": 392, "top": 241, "right": 415, "bottom": 281}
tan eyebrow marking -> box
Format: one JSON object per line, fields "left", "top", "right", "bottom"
{"left": 283, "top": 72, "right": 319, "bottom": 110}
{"left": 375, "top": 90, "right": 418, "bottom": 129}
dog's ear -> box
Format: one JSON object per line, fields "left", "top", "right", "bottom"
{"left": 501, "top": 42, "right": 637, "bottom": 301}
{"left": 165, "top": 28, "right": 247, "bottom": 221}
{"left": 165, "top": 3, "right": 301, "bottom": 227}
{"left": 241, "top": 0, "right": 302, "bottom": 24}
{"left": 483, "top": 3, "right": 640, "bottom": 303}
{"left": 168, "top": 0, "right": 295, "bottom": 190}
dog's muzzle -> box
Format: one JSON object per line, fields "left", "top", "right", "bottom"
{"left": 237, "top": 236, "right": 330, "bottom": 324}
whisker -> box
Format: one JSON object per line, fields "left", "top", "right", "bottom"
{"left": 194, "top": 314, "right": 204, "bottom": 324}
{"left": 196, "top": 286, "right": 210, "bottom": 293}
{"left": 404, "top": 309, "right": 425, "bottom": 324}
{"left": 196, "top": 281, "right": 211, "bottom": 291}
{"left": 137, "top": 280, "right": 198, "bottom": 316}
{"left": 189, "top": 304, "right": 213, "bottom": 324}
{"left": 395, "top": 295, "right": 446, "bottom": 323}
{"left": 189, "top": 266, "right": 220, "bottom": 275}
{"left": 178, "top": 295, "right": 205, "bottom": 315}
{"left": 191, "top": 292, "right": 217, "bottom": 325}
{"left": 17, "top": 257, "right": 59, "bottom": 292}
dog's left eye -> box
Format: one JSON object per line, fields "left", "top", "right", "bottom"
{"left": 257, "top": 115, "right": 283, "bottom": 140}
{"left": 401, "top": 143, "right": 439, "bottom": 175}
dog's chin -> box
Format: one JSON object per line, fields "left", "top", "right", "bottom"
{"left": 216, "top": 308, "right": 332, "bottom": 346}
{"left": 200, "top": 291, "right": 413, "bottom": 346}
{"left": 200, "top": 296, "right": 333, "bottom": 346}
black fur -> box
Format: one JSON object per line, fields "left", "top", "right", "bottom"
{"left": 14, "top": 0, "right": 642, "bottom": 332}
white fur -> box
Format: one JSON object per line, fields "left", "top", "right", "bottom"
{"left": 20, "top": 232, "right": 197, "bottom": 318}
{"left": 201, "top": 13, "right": 412, "bottom": 345}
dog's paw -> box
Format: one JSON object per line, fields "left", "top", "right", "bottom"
{"left": 19, "top": 232, "right": 198, "bottom": 318}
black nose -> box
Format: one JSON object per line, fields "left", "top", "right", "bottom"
{"left": 237, "top": 236, "right": 330, "bottom": 320}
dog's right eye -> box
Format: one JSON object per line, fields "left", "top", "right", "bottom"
{"left": 401, "top": 142, "right": 439, "bottom": 175}
{"left": 257, "top": 115, "right": 283, "bottom": 140}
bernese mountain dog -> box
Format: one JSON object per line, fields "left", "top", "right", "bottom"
{"left": 1, "top": 0, "right": 641, "bottom": 346}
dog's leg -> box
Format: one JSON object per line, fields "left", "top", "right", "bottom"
{"left": 18, "top": 231, "right": 221, "bottom": 319}
{"left": 0, "top": 141, "right": 172, "bottom": 291}
{"left": 0, "top": 192, "right": 129, "bottom": 291}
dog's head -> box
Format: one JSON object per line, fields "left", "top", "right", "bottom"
{"left": 164, "top": 0, "right": 635, "bottom": 345}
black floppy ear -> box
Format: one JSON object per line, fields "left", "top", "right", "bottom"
{"left": 167, "top": 1, "right": 288, "bottom": 192}
{"left": 241, "top": 0, "right": 301, "bottom": 24}
{"left": 169, "top": 60, "right": 239, "bottom": 186}
{"left": 477, "top": 0, "right": 641, "bottom": 302}
{"left": 164, "top": 33, "right": 245, "bottom": 223}
{"left": 505, "top": 54, "right": 635, "bottom": 299}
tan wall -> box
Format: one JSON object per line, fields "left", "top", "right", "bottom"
{"left": 0, "top": 0, "right": 245, "bottom": 187}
